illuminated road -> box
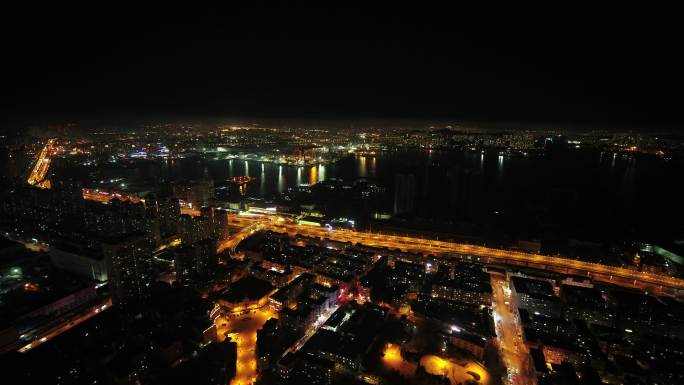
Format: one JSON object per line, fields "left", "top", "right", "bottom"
{"left": 282, "top": 300, "right": 341, "bottom": 358}
{"left": 26, "top": 141, "right": 146, "bottom": 205}
{"left": 2, "top": 232, "right": 50, "bottom": 252}
{"left": 227, "top": 218, "right": 684, "bottom": 293}
{"left": 215, "top": 308, "right": 276, "bottom": 385}
{"left": 28, "top": 138, "right": 683, "bottom": 293}
{"left": 81, "top": 188, "right": 145, "bottom": 205}
{"left": 178, "top": 200, "right": 201, "bottom": 217}
{"left": 180, "top": 206, "right": 201, "bottom": 216}
{"left": 27, "top": 138, "right": 58, "bottom": 189}
{"left": 18, "top": 297, "right": 112, "bottom": 353}
{"left": 491, "top": 273, "right": 533, "bottom": 385}
{"left": 217, "top": 221, "right": 266, "bottom": 254}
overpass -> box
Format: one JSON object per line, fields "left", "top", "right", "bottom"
{"left": 217, "top": 221, "right": 265, "bottom": 254}
{"left": 222, "top": 215, "right": 684, "bottom": 296}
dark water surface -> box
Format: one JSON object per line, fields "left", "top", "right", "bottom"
{"left": 107, "top": 149, "right": 684, "bottom": 241}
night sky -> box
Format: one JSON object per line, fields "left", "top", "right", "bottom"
{"left": 1, "top": 4, "right": 681, "bottom": 128}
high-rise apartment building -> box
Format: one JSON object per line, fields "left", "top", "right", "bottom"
{"left": 102, "top": 234, "right": 154, "bottom": 307}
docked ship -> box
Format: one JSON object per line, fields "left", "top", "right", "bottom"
{"left": 226, "top": 176, "right": 257, "bottom": 185}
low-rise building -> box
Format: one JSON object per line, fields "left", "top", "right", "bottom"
{"left": 217, "top": 276, "right": 274, "bottom": 314}
{"left": 449, "top": 331, "right": 488, "bottom": 360}
{"left": 511, "top": 276, "right": 561, "bottom": 317}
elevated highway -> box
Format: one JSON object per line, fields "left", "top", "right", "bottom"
{"left": 222, "top": 215, "right": 684, "bottom": 295}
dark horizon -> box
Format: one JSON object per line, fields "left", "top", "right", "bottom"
{"left": 2, "top": 4, "right": 682, "bottom": 131}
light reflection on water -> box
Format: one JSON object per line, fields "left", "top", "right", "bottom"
{"left": 318, "top": 164, "right": 326, "bottom": 182}
{"left": 172, "top": 151, "right": 645, "bottom": 202}
{"left": 159, "top": 151, "right": 666, "bottom": 227}
{"left": 277, "top": 165, "right": 285, "bottom": 193}
{"left": 72, "top": 148, "right": 684, "bottom": 241}
{"left": 309, "top": 165, "right": 318, "bottom": 185}
{"left": 497, "top": 154, "right": 504, "bottom": 185}
{"left": 356, "top": 155, "right": 376, "bottom": 178}
{"left": 358, "top": 155, "right": 367, "bottom": 177}
{"left": 260, "top": 163, "right": 266, "bottom": 196}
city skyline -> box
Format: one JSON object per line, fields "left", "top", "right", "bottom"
{"left": 2, "top": 5, "right": 683, "bottom": 385}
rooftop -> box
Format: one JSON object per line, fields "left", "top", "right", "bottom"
{"left": 218, "top": 276, "right": 273, "bottom": 303}
{"left": 512, "top": 276, "right": 555, "bottom": 298}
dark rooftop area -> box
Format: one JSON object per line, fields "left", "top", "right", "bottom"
{"left": 511, "top": 276, "right": 555, "bottom": 298}
{"left": 219, "top": 276, "right": 274, "bottom": 303}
